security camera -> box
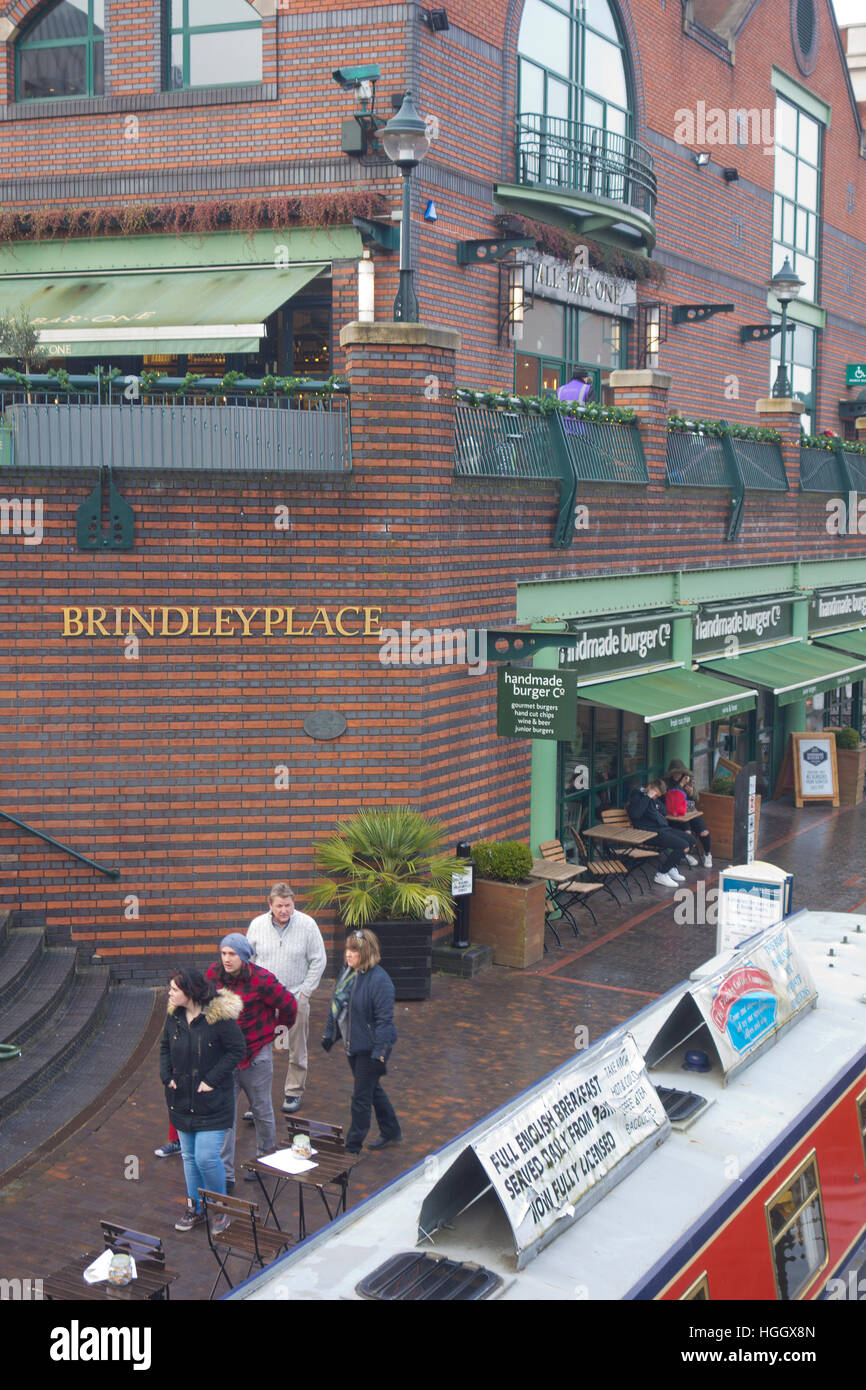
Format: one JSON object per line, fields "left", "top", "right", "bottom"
{"left": 332, "top": 64, "right": 381, "bottom": 91}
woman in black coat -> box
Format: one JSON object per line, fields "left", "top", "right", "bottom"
{"left": 322, "top": 929, "right": 400, "bottom": 1154}
{"left": 160, "top": 968, "right": 245, "bottom": 1231}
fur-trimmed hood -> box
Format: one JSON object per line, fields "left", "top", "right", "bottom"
{"left": 167, "top": 988, "right": 243, "bottom": 1024}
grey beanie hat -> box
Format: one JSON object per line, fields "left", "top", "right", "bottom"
{"left": 220, "top": 932, "right": 253, "bottom": 961}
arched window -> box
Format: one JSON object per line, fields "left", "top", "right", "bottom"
{"left": 518, "top": 0, "right": 632, "bottom": 185}
{"left": 16, "top": 0, "right": 105, "bottom": 101}
{"left": 167, "top": 0, "right": 262, "bottom": 90}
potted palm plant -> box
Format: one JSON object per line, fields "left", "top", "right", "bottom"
{"left": 308, "top": 806, "right": 465, "bottom": 1000}
{"left": 469, "top": 840, "right": 545, "bottom": 968}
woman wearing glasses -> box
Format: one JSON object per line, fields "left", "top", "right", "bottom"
{"left": 322, "top": 929, "right": 400, "bottom": 1154}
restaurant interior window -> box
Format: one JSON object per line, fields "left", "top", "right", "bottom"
{"left": 282, "top": 298, "right": 331, "bottom": 377}
{"left": 765, "top": 1153, "right": 828, "bottom": 1300}
{"left": 560, "top": 705, "right": 662, "bottom": 835}
{"left": 17, "top": 0, "right": 105, "bottom": 100}
{"left": 167, "top": 0, "right": 262, "bottom": 91}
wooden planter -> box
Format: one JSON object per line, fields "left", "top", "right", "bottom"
{"left": 698, "top": 793, "right": 761, "bottom": 861}
{"left": 835, "top": 745, "right": 866, "bottom": 806}
{"left": 468, "top": 877, "right": 546, "bottom": 969}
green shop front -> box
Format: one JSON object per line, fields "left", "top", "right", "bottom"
{"left": 522, "top": 560, "right": 866, "bottom": 854}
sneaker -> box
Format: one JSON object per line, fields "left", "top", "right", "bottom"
{"left": 226, "top": 1179, "right": 235, "bottom": 1194}
{"left": 210, "top": 1213, "right": 232, "bottom": 1235}
{"left": 703, "top": 853, "right": 713, "bottom": 868}
{"left": 670, "top": 868, "right": 686, "bottom": 882}
{"left": 685, "top": 854, "right": 699, "bottom": 867}
{"left": 243, "top": 1110, "right": 254, "bottom": 1124}
{"left": 281, "top": 1095, "right": 303, "bottom": 1114}
{"left": 654, "top": 872, "right": 678, "bottom": 888}
{"left": 154, "top": 1140, "right": 181, "bottom": 1158}
{"left": 174, "top": 1205, "right": 205, "bottom": 1232}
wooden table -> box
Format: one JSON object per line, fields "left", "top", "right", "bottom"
{"left": 243, "top": 1146, "right": 361, "bottom": 1241}
{"left": 43, "top": 1253, "right": 178, "bottom": 1301}
{"left": 581, "top": 824, "right": 657, "bottom": 848}
{"left": 666, "top": 810, "right": 702, "bottom": 827}
{"left": 528, "top": 859, "right": 586, "bottom": 883}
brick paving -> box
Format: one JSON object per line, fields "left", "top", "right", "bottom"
{"left": 0, "top": 796, "right": 863, "bottom": 1301}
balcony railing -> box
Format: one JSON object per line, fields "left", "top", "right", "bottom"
{"left": 517, "top": 113, "right": 656, "bottom": 221}
{"left": 0, "top": 385, "right": 351, "bottom": 474}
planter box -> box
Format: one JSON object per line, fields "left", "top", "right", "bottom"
{"left": 468, "top": 877, "right": 546, "bottom": 969}
{"left": 698, "top": 793, "right": 761, "bottom": 861}
{"left": 372, "top": 919, "right": 433, "bottom": 1001}
{"left": 836, "top": 745, "right": 866, "bottom": 806}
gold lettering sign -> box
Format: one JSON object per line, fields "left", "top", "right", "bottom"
{"left": 59, "top": 605, "right": 384, "bottom": 639}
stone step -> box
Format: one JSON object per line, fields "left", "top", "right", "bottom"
{"left": 0, "top": 965, "right": 110, "bottom": 1120}
{"left": 0, "top": 984, "right": 158, "bottom": 1181}
{"left": 0, "top": 928, "right": 46, "bottom": 1007}
{"left": 0, "top": 946, "right": 80, "bottom": 1047}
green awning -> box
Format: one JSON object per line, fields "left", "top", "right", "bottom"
{"left": 579, "top": 666, "right": 757, "bottom": 737}
{"left": 813, "top": 628, "right": 866, "bottom": 661}
{"left": 701, "top": 642, "right": 866, "bottom": 706}
{"left": 0, "top": 263, "right": 324, "bottom": 357}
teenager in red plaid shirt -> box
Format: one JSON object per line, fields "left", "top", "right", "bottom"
{"left": 207, "top": 933, "right": 297, "bottom": 1187}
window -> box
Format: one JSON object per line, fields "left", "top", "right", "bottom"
{"left": 17, "top": 0, "right": 104, "bottom": 101}
{"left": 770, "top": 319, "right": 815, "bottom": 432}
{"left": 773, "top": 96, "right": 821, "bottom": 304}
{"left": 517, "top": 0, "right": 633, "bottom": 198}
{"left": 680, "top": 1272, "right": 710, "bottom": 1300}
{"left": 167, "top": 0, "right": 262, "bottom": 90}
{"left": 559, "top": 704, "right": 663, "bottom": 836}
{"left": 858, "top": 1090, "right": 866, "bottom": 1169}
{"left": 765, "top": 1152, "right": 828, "bottom": 1299}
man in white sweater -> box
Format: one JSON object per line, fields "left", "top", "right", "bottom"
{"left": 246, "top": 883, "right": 327, "bottom": 1115}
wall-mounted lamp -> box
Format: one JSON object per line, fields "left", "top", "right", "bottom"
{"left": 693, "top": 151, "right": 710, "bottom": 167}
{"left": 358, "top": 249, "right": 375, "bottom": 323}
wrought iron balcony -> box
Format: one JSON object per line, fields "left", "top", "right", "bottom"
{"left": 513, "top": 113, "right": 656, "bottom": 241}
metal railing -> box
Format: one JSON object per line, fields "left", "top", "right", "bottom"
{"left": 454, "top": 404, "right": 559, "bottom": 480}
{"left": 0, "top": 389, "right": 351, "bottom": 474}
{"left": 517, "top": 113, "right": 657, "bottom": 220}
{"left": 799, "top": 447, "right": 847, "bottom": 493}
{"left": 666, "top": 430, "right": 728, "bottom": 488}
{"left": 731, "top": 439, "right": 788, "bottom": 491}
{"left": 557, "top": 414, "right": 648, "bottom": 484}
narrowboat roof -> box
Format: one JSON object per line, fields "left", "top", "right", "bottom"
{"left": 228, "top": 911, "right": 866, "bottom": 1301}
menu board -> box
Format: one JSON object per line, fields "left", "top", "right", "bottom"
{"left": 497, "top": 665, "right": 579, "bottom": 740}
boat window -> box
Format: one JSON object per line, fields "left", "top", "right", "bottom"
{"left": 858, "top": 1088, "right": 866, "bottom": 1169}
{"left": 765, "top": 1152, "right": 828, "bottom": 1299}
{"left": 680, "top": 1272, "right": 710, "bottom": 1300}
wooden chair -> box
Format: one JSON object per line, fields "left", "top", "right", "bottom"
{"left": 598, "top": 808, "right": 660, "bottom": 891}
{"left": 536, "top": 840, "right": 603, "bottom": 932}
{"left": 569, "top": 829, "right": 633, "bottom": 903}
{"left": 199, "top": 1189, "right": 293, "bottom": 1299}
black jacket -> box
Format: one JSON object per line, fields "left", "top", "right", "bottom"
{"left": 323, "top": 964, "right": 397, "bottom": 1060}
{"left": 627, "top": 788, "right": 670, "bottom": 833}
{"left": 159, "top": 989, "right": 245, "bottom": 1133}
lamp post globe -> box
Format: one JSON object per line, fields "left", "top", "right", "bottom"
{"left": 769, "top": 257, "right": 805, "bottom": 399}
{"left": 383, "top": 92, "right": 430, "bottom": 322}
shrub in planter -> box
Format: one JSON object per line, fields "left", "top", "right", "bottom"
{"left": 835, "top": 726, "right": 862, "bottom": 751}
{"left": 832, "top": 727, "right": 866, "bottom": 805}
{"left": 308, "top": 807, "right": 465, "bottom": 999}
{"left": 708, "top": 774, "right": 735, "bottom": 796}
{"left": 469, "top": 840, "right": 545, "bottom": 969}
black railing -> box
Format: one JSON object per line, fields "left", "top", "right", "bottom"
{"left": 517, "top": 113, "right": 656, "bottom": 220}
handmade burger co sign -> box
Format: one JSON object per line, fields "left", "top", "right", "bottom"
{"left": 59, "top": 604, "right": 384, "bottom": 638}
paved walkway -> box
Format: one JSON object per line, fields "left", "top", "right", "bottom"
{"left": 0, "top": 796, "right": 863, "bottom": 1300}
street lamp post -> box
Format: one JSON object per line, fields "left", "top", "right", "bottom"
{"left": 382, "top": 92, "right": 430, "bottom": 323}
{"left": 769, "top": 257, "right": 805, "bottom": 398}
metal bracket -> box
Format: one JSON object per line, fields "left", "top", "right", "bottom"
{"left": 456, "top": 237, "right": 535, "bottom": 265}
{"left": 485, "top": 630, "right": 568, "bottom": 663}
{"left": 671, "top": 303, "right": 734, "bottom": 325}
{"left": 352, "top": 216, "right": 399, "bottom": 252}
{"left": 76, "top": 467, "right": 135, "bottom": 551}
{"left": 718, "top": 420, "right": 746, "bottom": 541}
{"left": 739, "top": 323, "right": 795, "bottom": 344}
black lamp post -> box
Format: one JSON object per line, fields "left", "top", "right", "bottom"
{"left": 769, "top": 257, "right": 805, "bottom": 398}
{"left": 382, "top": 91, "right": 430, "bottom": 323}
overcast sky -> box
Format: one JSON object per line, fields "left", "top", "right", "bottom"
{"left": 832, "top": 0, "right": 862, "bottom": 27}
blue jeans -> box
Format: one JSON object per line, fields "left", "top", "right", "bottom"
{"left": 178, "top": 1128, "right": 229, "bottom": 1211}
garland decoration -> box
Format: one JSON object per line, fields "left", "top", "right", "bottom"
{"left": 456, "top": 387, "right": 636, "bottom": 425}
{"left": 667, "top": 414, "right": 782, "bottom": 444}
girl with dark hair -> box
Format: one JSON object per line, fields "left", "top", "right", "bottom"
{"left": 160, "top": 967, "right": 245, "bottom": 1232}
{"left": 321, "top": 930, "right": 400, "bottom": 1155}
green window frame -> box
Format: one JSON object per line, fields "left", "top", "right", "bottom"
{"left": 518, "top": 0, "right": 632, "bottom": 141}
{"left": 166, "top": 0, "right": 262, "bottom": 92}
{"left": 558, "top": 704, "right": 663, "bottom": 839}
{"left": 16, "top": 0, "right": 104, "bottom": 102}
{"left": 773, "top": 96, "right": 822, "bottom": 306}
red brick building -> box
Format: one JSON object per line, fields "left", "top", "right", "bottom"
{"left": 1, "top": 0, "right": 865, "bottom": 976}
